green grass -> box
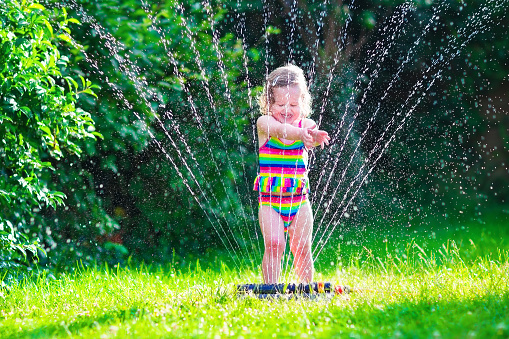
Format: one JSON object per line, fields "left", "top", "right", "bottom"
{"left": 1, "top": 216, "right": 509, "bottom": 338}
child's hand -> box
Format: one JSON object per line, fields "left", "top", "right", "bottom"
{"left": 300, "top": 128, "right": 315, "bottom": 149}
{"left": 310, "top": 129, "right": 330, "bottom": 149}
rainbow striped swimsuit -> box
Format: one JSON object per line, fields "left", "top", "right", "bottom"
{"left": 253, "top": 136, "right": 309, "bottom": 230}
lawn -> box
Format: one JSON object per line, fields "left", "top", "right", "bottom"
{"left": 1, "top": 213, "right": 508, "bottom": 338}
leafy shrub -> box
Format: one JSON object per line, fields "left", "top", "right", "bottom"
{"left": 53, "top": 0, "right": 261, "bottom": 264}
{"left": 0, "top": 0, "right": 100, "bottom": 275}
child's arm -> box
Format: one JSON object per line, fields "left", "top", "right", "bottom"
{"left": 257, "top": 115, "right": 313, "bottom": 144}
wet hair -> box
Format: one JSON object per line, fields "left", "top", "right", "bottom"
{"left": 258, "top": 64, "right": 312, "bottom": 118}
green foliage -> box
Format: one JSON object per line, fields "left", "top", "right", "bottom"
{"left": 357, "top": 0, "right": 509, "bottom": 224}
{"left": 0, "top": 0, "right": 99, "bottom": 274}
{"left": 2, "top": 0, "right": 507, "bottom": 270}
{"left": 47, "top": 0, "right": 261, "bottom": 264}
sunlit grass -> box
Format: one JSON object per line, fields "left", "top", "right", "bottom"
{"left": 1, "top": 230, "right": 508, "bottom": 339}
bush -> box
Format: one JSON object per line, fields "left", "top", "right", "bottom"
{"left": 52, "top": 0, "right": 260, "bottom": 264}
{"left": 0, "top": 0, "right": 100, "bottom": 276}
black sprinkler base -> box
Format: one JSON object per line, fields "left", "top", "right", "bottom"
{"left": 236, "top": 282, "right": 350, "bottom": 299}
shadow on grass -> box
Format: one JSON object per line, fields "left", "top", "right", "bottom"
{"left": 4, "top": 305, "right": 149, "bottom": 339}
{"left": 319, "top": 291, "right": 509, "bottom": 338}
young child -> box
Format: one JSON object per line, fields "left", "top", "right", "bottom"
{"left": 253, "top": 64, "right": 330, "bottom": 283}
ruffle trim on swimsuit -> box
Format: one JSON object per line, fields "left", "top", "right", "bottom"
{"left": 253, "top": 175, "right": 309, "bottom": 194}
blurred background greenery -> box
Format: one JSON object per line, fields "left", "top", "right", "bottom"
{"left": 1, "top": 0, "right": 507, "bottom": 276}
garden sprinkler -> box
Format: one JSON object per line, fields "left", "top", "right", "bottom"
{"left": 236, "top": 282, "right": 351, "bottom": 299}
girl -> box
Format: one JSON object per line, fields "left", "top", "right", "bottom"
{"left": 253, "top": 64, "right": 330, "bottom": 283}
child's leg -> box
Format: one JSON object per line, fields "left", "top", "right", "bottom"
{"left": 288, "top": 201, "right": 314, "bottom": 283}
{"left": 259, "top": 204, "right": 286, "bottom": 283}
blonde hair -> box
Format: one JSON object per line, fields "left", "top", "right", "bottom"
{"left": 258, "top": 64, "right": 312, "bottom": 117}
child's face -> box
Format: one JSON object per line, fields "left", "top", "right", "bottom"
{"left": 269, "top": 85, "right": 302, "bottom": 125}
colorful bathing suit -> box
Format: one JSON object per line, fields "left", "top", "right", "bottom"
{"left": 253, "top": 126, "right": 309, "bottom": 231}
{"left": 258, "top": 194, "right": 308, "bottom": 231}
